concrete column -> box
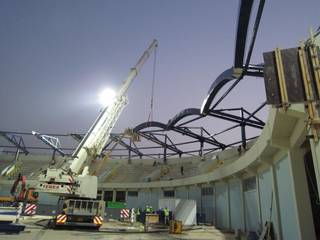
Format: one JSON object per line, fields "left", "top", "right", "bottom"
{"left": 112, "top": 189, "right": 116, "bottom": 202}
{"left": 100, "top": 190, "right": 105, "bottom": 201}
{"left": 239, "top": 178, "right": 246, "bottom": 231}
{"left": 256, "top": 174, "right": 263, "bottom": 229}
{"left": 186, "top": 186, "right": 190, "bottom": 199}
{"left": 270, "top": 164, "right": 283, "bottom": 240}
{"left": 226, "top": 181, "right": 231, "bottom": 230}
{"left": 288, "top": 148, "right": 316, "bottom": 240}
{"left": 125, "top": 190, "right": 128, "bottom": 203}
{"left": 213, "top": 182, "right": 217, "bottom": 226}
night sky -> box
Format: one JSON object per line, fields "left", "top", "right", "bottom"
{"left": 0, "top": 0, "right": 319, "bottom": 146}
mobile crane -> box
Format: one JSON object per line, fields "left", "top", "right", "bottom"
{"left": 35, "top": 39, "right": 158, "bottom": 228}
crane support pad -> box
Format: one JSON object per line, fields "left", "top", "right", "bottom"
{"left": 263, "top": 46, "right": 320, "bottom": 105}
{"left": 0, "top": 222, "right": 25, "bottom": 233}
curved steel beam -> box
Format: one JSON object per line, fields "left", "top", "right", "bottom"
{"left": 167, "top": 108, "right": 201, "bottom": 128}
{"left": 200, "top": 67, "right": 241, "bottom": 115}
{"left": 234, "top": 0, "right": 254, "bottom": 68}
{"left": 133, "top": 121, "right": 168, "bottom": 132}
{"left": 201, "top": 0, "right": 266, "bottom": 116}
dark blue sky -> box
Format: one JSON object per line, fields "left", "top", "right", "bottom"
{"left": 0, "top": 0, "right": 319, "bottom": 138}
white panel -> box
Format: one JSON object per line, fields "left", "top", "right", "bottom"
{"left": 174, "top": 200, "right": 197, "bottom": 225}
{"left": 216, "top": 182, "right": 228, "bottom": 228}
{"left": 159, "top": 198, "right": 180, "bottom": 211}
{"left": 229, "top": 179, "right": 242, "bottom": 230}
{"left": 275, "top": 156, "right": 299, "bottom": 240}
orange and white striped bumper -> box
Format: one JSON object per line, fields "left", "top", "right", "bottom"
{"left": 56, "top": 214, "right": 67, "bottom": 224}
{"left": 93, "top": 216, "right": 103, "bottom": 225}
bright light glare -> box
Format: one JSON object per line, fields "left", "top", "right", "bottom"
{"left": 99, "top": 88, "right": 116, "bottom": 107}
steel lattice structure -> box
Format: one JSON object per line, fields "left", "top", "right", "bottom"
{"left": 0, "top": 0, "right": 268, "bottom": 162}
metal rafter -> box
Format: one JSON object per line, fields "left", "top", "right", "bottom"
{"left": 208, "top": 109, "right": 264, "bottom": 129}
{"left": 134, "top": 121, "right": 226, "bottom": 149}
{"left": 110, "top": 135, "right": 143, "bottom": 157}
{"left": 0, "top": 132, "right": 29, "bottom": 155}
{"left": 31, "top": 131, "right": 65, "bottom": 156}
{"left": 138, "top": 132, "right": 183, "bottom": 155}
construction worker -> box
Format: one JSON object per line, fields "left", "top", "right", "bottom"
{"left": 136, "top": 208, "right": 141, "bottom": 222}
{"left": 146, "top": 205, "right": 152, "bottom": 214}
{"left": 164, "top": 207, "right": 169, "bottom": 225}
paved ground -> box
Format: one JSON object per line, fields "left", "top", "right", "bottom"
{"left": 0, "top": 217, "right": 234, "bottom": 240}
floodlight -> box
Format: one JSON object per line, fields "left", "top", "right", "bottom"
{"left": 99, "top": 88, "right": 116, "bottom": 107}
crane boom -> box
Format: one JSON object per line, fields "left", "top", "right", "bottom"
{"left": 36, "top": 39, "right": 158, "bottom": 199}
{"left": 69, "top": 39, "right": 158, "bottom": 175}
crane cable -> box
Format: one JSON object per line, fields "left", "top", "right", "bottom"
{"left": 147, "top": 46, "right": 157, "bottom": 123}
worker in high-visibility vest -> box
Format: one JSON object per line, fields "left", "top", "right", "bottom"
{"left": 146, "top": 205, "right": 153, "bottom": 214}
{"left": 164, "top": 207, "right": 169, "bottom": 225}
{"left": 136, "top": 208, "right": 141, "bottom": 222}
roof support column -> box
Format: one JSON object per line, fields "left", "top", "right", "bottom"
{"left": 256, "top": 174, "right": 263, "bottom": 230}
{"left": 226, "top": 180, "right": 231, "bottom": 230}
{"left": 240, "top": 177, "right": 246, "bottom": 231}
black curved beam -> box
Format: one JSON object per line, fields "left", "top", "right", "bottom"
{"left": 200, "top": 67, "right": 240, "bottom": 115}
{"left": 234, "top": 0, "right": 254, "bottom": 68}
{"left": 133, "top": 121, "right": 168, "bottom": 132}
{"left": 200, "top": 0, "right": 265, "bottom": 115}
{"left": 243, "top": 0, "right": 265, "bottom": 73}
{"left": 167, "top": 108, "right": 202, "bottom": 128}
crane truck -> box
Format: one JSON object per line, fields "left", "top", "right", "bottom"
{"left": 35, "top": 39, "right": 158, "bottom": 228}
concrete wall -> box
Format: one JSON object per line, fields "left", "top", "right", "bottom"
{"left": 0, "top": 107, "right": 317, "bottom": 239}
